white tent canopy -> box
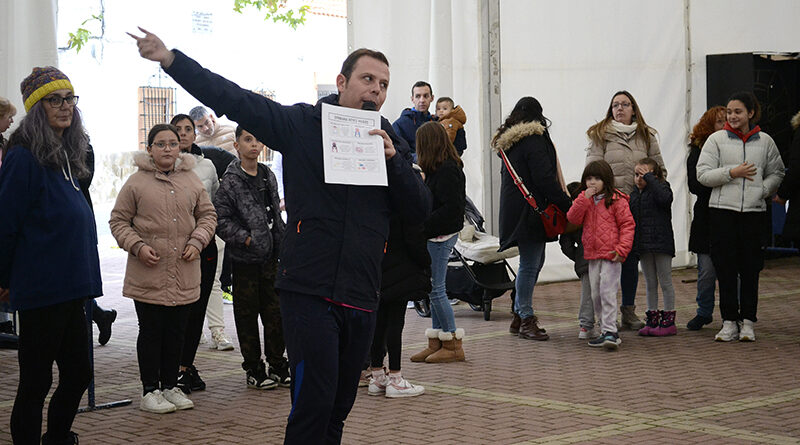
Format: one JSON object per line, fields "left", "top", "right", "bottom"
{"left": 350, "top": 0, "right": 800, "bottom": 281}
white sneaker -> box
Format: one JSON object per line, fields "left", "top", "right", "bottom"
{"left": 140, "top": 389, "right": 176, "bottom": 414}
{"left": 209, "top": 328, "right": 235, "bottom": 351}
{"left": 199, "top": 332, "right": 208, "bottom": 345}
{"left": 385, "top": 374, "right": 425, "bottom": 398}
{"left": 368, "top": 371, "right": 389, "bottom": 396}
{"left": 578, "top": 327, "right": 591, "bottom": 339}
{"left": 739, "top": 320, "right": 756, "bottom": 342}
{"left": 715, "top": 320, "right": 739, "bottom": 342}
{"left": 161, "top": 387, "right": 194, "bottom": 410}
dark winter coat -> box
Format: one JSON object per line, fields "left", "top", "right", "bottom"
{"left": 392, "top": 108, "right": 433, "bottom": 153}
{"left": 214, "top": 160, "right": 285, "bottom": 264}
{"left": 493, "top": 121, "right": 571, "bottom": 250}
{"left": 687, "top": 143, "right": 712, "bottom": 253}
{"left": 165, "top": 50, "right": 431, "bottom": 311}
{"left": 559, "top": 229, "right": 588, "bottom": 277}
{"left": 423, "top": 158, "right": 466, "bottom": 239}
{"left": 0, "top": 146, "right": 102, "bottom": 311}
{"left": 629, "top": 173, "right": 675, "bottom": 256}
{"left": 200, "top": 145, "right": 237, "bottom": 180}
{"left": 381, "top": 214, "right": 431, "bottom": 303}
{"left": 778, "top": 112, "right": 800, "bottom": 241}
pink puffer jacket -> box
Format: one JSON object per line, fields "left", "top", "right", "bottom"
{"left": 566, "top": 191, "right": 635, "bottom": 261}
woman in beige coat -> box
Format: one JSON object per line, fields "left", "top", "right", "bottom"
{"left": 110, "top": 123, "right": 216, "bottom": 414}
{"left": 585, "top": 90, "right": 666, "bottom": 331}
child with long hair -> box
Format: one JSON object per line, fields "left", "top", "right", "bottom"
{"left": 110, "top": 124, "right": 217, "bottom": 413}
{"left": 686, "top": 106, "right": 726, "bottom": 330}
{"left": 567, "top": 160, "right": 635, "bottom": 350}
{"left": 697, "top": 92, "right": 784, "bottom": 342}
{"left": 409, "top": 121, "right": 466, "bottom": 363}
{"left": 630, "top": 158, "right": 676, "bottom": 336}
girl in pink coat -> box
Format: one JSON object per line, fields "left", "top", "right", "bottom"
{"left": 567, "top": 160, "right": 635, "bottom": 350}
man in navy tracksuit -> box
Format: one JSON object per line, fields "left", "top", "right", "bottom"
{"left": 130, "top": 29, "right": 431, "bottom": 444}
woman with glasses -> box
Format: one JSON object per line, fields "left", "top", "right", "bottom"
{"left": 110, "top": 123, "right": 216, "bottom": 414}
{"left": 0, "top": 67, "right": 101, "bottom": 444}
{"left": 586, "top": 91, "right": 666, "bottom": 331}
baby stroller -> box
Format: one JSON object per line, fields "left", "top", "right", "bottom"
{"left": 414, "top": 197, "right": 519, "bottom": 321}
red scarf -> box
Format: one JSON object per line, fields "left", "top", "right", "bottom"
{"left": 724, "top": 121, "right": 761, "bottom": 143}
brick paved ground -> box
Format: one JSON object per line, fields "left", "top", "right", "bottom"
{"left": 1, "top": 241, "right": 799, "bottom": 444}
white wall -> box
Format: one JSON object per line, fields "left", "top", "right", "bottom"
{"left": 1, "top": 0, "right": 58, "bottom": 127}
{"left": 350, "top": 0, "right": 800, "bottom": 282}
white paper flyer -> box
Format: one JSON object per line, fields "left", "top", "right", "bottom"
{"left": 321, "top": 102, "right": 387, "bottom": 186}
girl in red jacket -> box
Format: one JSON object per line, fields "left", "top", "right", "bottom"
{"left": 567, "top": 160, "right": 635, "bottom": 350}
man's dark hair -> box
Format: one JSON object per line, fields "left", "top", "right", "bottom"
{"left": 340, "top": 48, "right": 389, "bottom": 81}
{"left": 411, "top": 81, "right": 432, "bottom": 97}
{"left": 189, "top": 106, "right": 209, "bottom": 122}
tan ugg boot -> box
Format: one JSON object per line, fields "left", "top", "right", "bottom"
{"left": 620, "top": 305, "right": 645, "bottom": 330}
{"left": 425, "top": 328, "right": 465, "bottom": 363}
{"left": 409, "top": 329, "right": 441, "bottom": 362}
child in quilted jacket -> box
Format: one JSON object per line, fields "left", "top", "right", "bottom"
{"left": 567, "top": 160, "right": 635, "bottom": 350}
{"left": 630, "top": 158, "right": 677, "bottom": 337}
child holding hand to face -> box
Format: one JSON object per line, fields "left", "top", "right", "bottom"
{"left": 567, "top": 160, "right": 635, "bottom": 350}
{"left": 629, "top": 158, "right": 677, "bottom": 337}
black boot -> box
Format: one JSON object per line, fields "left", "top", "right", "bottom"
{"left": 94, "top": 309, "right": 117, "bottom": 346}
{"left": 42, "top": 431, "right": 79, "bottom": 444}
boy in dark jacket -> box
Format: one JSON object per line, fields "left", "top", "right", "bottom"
{"left": 559, "top": 182, "right": 594, "bottom": 339}
{"left": 214, "top": 127, "right": 288, "bottom": 389}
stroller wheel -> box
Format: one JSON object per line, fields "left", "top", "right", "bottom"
{"left": 483, "top": 300, "right": 492, "bottom": 321}
{"left": 413, "top": 299, "right": 431, "bottom": 318}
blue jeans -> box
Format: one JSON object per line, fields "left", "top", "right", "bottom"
{"left": 695, "top": 253, "right": 716, "bottom": 318}
{"left": 620, "top": 253, "right": 639, "bottom": 306}
{"left": 513, "top": 239, "right": 546, "bottom": 319}
{"left": 427, "top": 237, "right": 458, "bottom": 333}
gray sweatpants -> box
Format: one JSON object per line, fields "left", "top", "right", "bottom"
{"left": 588, "top": 259, "right": 621, "bottom": 334}
{"left": 577, "top": 273, "right": 594, "bottom": 329}
{"left": 639, "top": 252, "right": 675, "bottom": 311}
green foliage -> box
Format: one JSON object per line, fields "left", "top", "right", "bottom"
{"left": 66, "top": 14, "right": 103, "bottom": 53}
{"left": 233, "top": 0, "right": 310, "bottom": 30}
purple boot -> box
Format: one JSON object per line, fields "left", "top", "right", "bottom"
{"left": 638, "top": 310, "right": 660, "bottom": 336}
{"left": 651, "top": 310, "right": 677, "bottom": 336}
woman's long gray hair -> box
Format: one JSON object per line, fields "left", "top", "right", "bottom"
{"left": 6, "top": 101, "right": 90, "bottom": 177}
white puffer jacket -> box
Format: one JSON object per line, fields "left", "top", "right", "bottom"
{"left": 697, "top": 127, "right": 785, "bottom": 213}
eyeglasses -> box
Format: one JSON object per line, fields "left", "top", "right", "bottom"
{"left": 611, "top": 102, "right": 631, "bottom": 110}
{"left": 151, "top": 141, "right": 180, "bottom": 149}
{"left": 45, "top": 95, "right": 79, "bottom": 108}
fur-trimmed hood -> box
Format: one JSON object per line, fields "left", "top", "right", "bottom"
{"left": 133, "top": 151, "right": 196, "bottom": 172}
{"left": 491, "top": 121, "right": 546, "bottom": 152}
{"left": 792, "top": 110, "right": 800, "bottom": 130}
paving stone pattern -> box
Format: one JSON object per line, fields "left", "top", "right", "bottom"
{"left": 1, "top": 247, "right": 799, "bottom": 444}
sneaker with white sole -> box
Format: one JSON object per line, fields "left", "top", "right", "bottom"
{"left": 385, "top": 373, "right": 425, "bottom": 398}
{"left": 247, "top": 363, "right": 278, "bottom": 390}
{"left": 588, "top": 332, "right": 621, "bottom": 350}
{"left": 578, "top": 327, "right": 593, "bottom": 340}
{"left": 268, "top": 362, "right": 291, "bottom": 388}
{"left": 738, "top": 319, "right": 755, "bottom": 342}
{"left": 140, "top": 389, "right": 176, "bottom": 414}
{"left": 161, "top": 387, "right": 194, "bottom": 410}
{"left": 368, "top": 370, "right": 389, "bottom": 396}
{"left": 209, "top": 328, "right": 235, "bottom": 351}
{"left": 715, "top": 320, "right": 739, "bottom": 342}
{"left": 222, "top": 291, "right": 233, "bottom": 304}
{"left": 358, "top": 369, "right": 370, "bottom": 387}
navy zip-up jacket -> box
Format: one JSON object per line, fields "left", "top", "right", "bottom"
{"left": 164, "top": 50, "right": 431, "bottom": 311}
{"left": 392, "top": 108, "right": 432, "bottom": 153}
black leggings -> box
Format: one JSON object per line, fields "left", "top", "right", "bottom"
{"left": 369, "top": 299, "right": 407, "bottom": 371}
{"left": 11, "top": 299, "right": 91, "bottom": 445}
{"left": 135, "top": 301, "right": 190, "bottom": 394}
{"left": 180, "top": 240, "right": 218, "bottom": 367}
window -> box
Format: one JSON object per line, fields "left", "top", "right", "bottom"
{"left": 138, "top": 86, "right": 176, "bottom": 150}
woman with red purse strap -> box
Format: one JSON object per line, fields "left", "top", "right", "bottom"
{"left": 492, "top": 97, "right": 571, "bottom": 340}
